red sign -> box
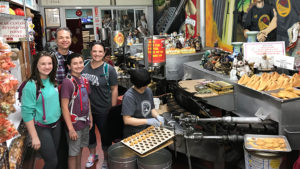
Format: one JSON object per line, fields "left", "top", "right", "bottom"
{"left": 94, "top": 7, "right": 98, "bottom": 17}
{"left": 148, "top": 39, "right": 166, "bottom": 64}
{"left": 185, "top": 0, "right": 197, "bottom": 38}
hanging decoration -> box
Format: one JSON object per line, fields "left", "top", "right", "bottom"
{"left": 76, "top": 9, "right": 82, "bottom": 17}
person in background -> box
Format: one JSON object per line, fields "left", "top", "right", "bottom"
{"left": 82, "top": 42, "right": 118, "bottom": 169}
{"left": 53, "top": 27, "right": 73, "bottom": 169}
{"left": 121, "top": 69, "right": 164, "bottom": 138}
{"left": 54, "top": 27, "right": 73, "bottom": 85}
{"left": 274, "top": 0, "right": 300, "bottom": 47}
{"left": 121, "top": 14, "right": 132, "bottom": 36}
{"left": 21, "top": 51, "right": 61, "bottom": 169}
{"left": 243, "top": 0, "right": 277, "bottom": 42}
{"left": 60, "top": 53, "right": 93, "bottom": 169}
{"left": 103, "top": 47, "right": 115, "bottom": 67}
{"left": 102, "top": 12, "right": 112, "bottom": 29}
{"left": 137, "top": 14, "right": 149, "bottom": 36}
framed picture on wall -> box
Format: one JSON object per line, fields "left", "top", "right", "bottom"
{"left": 45, "top": 8, "right": 60, "bottom": 27}
{"left": 46, "top": 28, "right": 58, "bottom": 42}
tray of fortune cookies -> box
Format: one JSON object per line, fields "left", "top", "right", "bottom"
{"left": 265, "top": 87, "right": 300, "bottom": 101}
{"left": 121, "top": 126, "right": 175, "bottom": 156}
{"left": 244, "top": 134, "right": 291, "bottom": 152}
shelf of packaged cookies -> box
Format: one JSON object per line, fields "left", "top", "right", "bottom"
{"left": 8, "top": 134, "right": 28, "bottom": 169}
{"left": 0, "top": 144, "right": 9, "bottom": 169}
{"left": 0, "top": 38, "right": 22, "bottom": 146}
{"left": 0, "top": 36, "right": 26, "bottom": 169}
{"left": 0, "top": 13, "right": 25, "bottom": 19}
{"left": 6, "top": 101, "right": 22, "bottom": 148}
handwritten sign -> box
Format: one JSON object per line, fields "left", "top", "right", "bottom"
{"left": 274, "top": 55, "right": 295, "bottom": 70}
{"left": 148, "top": 39, "right": 166, "bottom": 64}
{"left": 243, "top": 41, "right": 285, "bottom": 64}
{"left": 0, "top": 19, "right": 26, "bottom": 41}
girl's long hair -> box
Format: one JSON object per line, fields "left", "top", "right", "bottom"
{"left": 28, "top": 51, "right": 58, "bottom": 91}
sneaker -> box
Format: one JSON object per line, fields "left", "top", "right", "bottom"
{"left": 86, "top": 154, "right": 99, "bottom": 168}
{"left": 102, "top": 160, "right": 108, "bottom": 169}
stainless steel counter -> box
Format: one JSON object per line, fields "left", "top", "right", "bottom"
{"left": 165, "top": 53, "right": 204, "bottom": 80}
{"left": 183, "top": 60, "right": 300, "bottom": 150}
{"left": 183, "top": 60, "right": 235, "bottom": 112}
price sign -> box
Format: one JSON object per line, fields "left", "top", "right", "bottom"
{"left": 274, "top": 55, "right": 295, "bottom": 70}
{"left": 243, "top": 41, "right": 285, "bottom": 64}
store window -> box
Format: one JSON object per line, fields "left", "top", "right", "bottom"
{"left": 102, "top": 10, "right": 113, "bottom": 29}
{"left": 113, "top": 9, "right": 134, "bottom": 35}
{"left": 100, "top": 8, "right": 147, "bottom": 34}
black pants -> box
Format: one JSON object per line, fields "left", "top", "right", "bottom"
{"left": 35, "top": 121, "right": 61, "bottom": 169}
{"left": 56, "top": 122, "right": 68, "bottom": 169}
{"left": 89, "top": 113, "right": 111, "bottom": 151}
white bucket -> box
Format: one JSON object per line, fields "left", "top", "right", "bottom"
{"left": 153, "top": 98, "right": 160, "bottom": 110}
{"left": 244, "top": 149, "right": 283, "bottom": 169}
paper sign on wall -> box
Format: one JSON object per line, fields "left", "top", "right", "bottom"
{"left": 0, "top": 2, "right": 9, "bottom": 14}
{"left": 243, "top": 41, "right": 286, "bottom": 64}
{"left": 274, "top": 55, "right": 295, "bottom": 70}
{"left": 0, "top": 19, "right": 26, "bottom": 41}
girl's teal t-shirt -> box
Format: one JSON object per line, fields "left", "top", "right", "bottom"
{"left": 21, "top": 78, "right": 61, "bottom": 124}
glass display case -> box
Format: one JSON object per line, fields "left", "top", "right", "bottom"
{"left": 100, "top": 8, "right": 147, "bottom": 33}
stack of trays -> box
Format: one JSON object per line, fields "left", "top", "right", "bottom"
{"left": 244, "top": 134, "right": 291, "bottom": 152}
{"left": 122, "top": 126, "right": 175, "bottom": 156}
{"left": 205, "top": 81, "right": 233, "bottom": 94}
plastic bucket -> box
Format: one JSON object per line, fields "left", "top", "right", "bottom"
{"left": 108, "top": 142, "right": 137, "bottom": 169}
{"left": 137, "top": 149, "right": 172, "bottom": 169}
{"left": 244, "top": 148, "right": 283, "bottom": 169}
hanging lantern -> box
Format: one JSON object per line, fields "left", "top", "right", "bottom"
{"left": 76, "top": 9, "right": 82, "bottom": 17}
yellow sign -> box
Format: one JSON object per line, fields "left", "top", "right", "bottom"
{"left": 114, "top": 32, "right": 124, "bottom": 47}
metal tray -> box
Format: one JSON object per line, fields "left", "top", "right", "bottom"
{"left": 121, "top": 126, "right": 174, "bottom": 155}
{"left": 244, "top": 134, "right": 291, "bottom": 152}
{"left": 237, "top": 83, "right": 300, "bottom": 103}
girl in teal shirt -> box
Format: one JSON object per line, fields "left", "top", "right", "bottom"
{"left": 21, "top": 51, "right": 61, "bottom": 169}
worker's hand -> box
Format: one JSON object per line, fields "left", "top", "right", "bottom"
{"left": 257, "top": 31, "right": 267, "bottom": 42}
{"left": 146, "top": 118, "right": 161, "bottom": 127}
{"left": 156, "top": 115, "right": 165, "bottom": 126}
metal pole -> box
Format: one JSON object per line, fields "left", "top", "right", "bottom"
{"left": 184, "top": 138, "right": 192, "bottom": 169}
{"left": 200, "top": 0, "right": 206, "bottom": 48}
{"left": 23, "top": 0, "right": 32, "bottom": 68}
{"left": 173, "top": 125, "right": 177, "bottom": 160}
